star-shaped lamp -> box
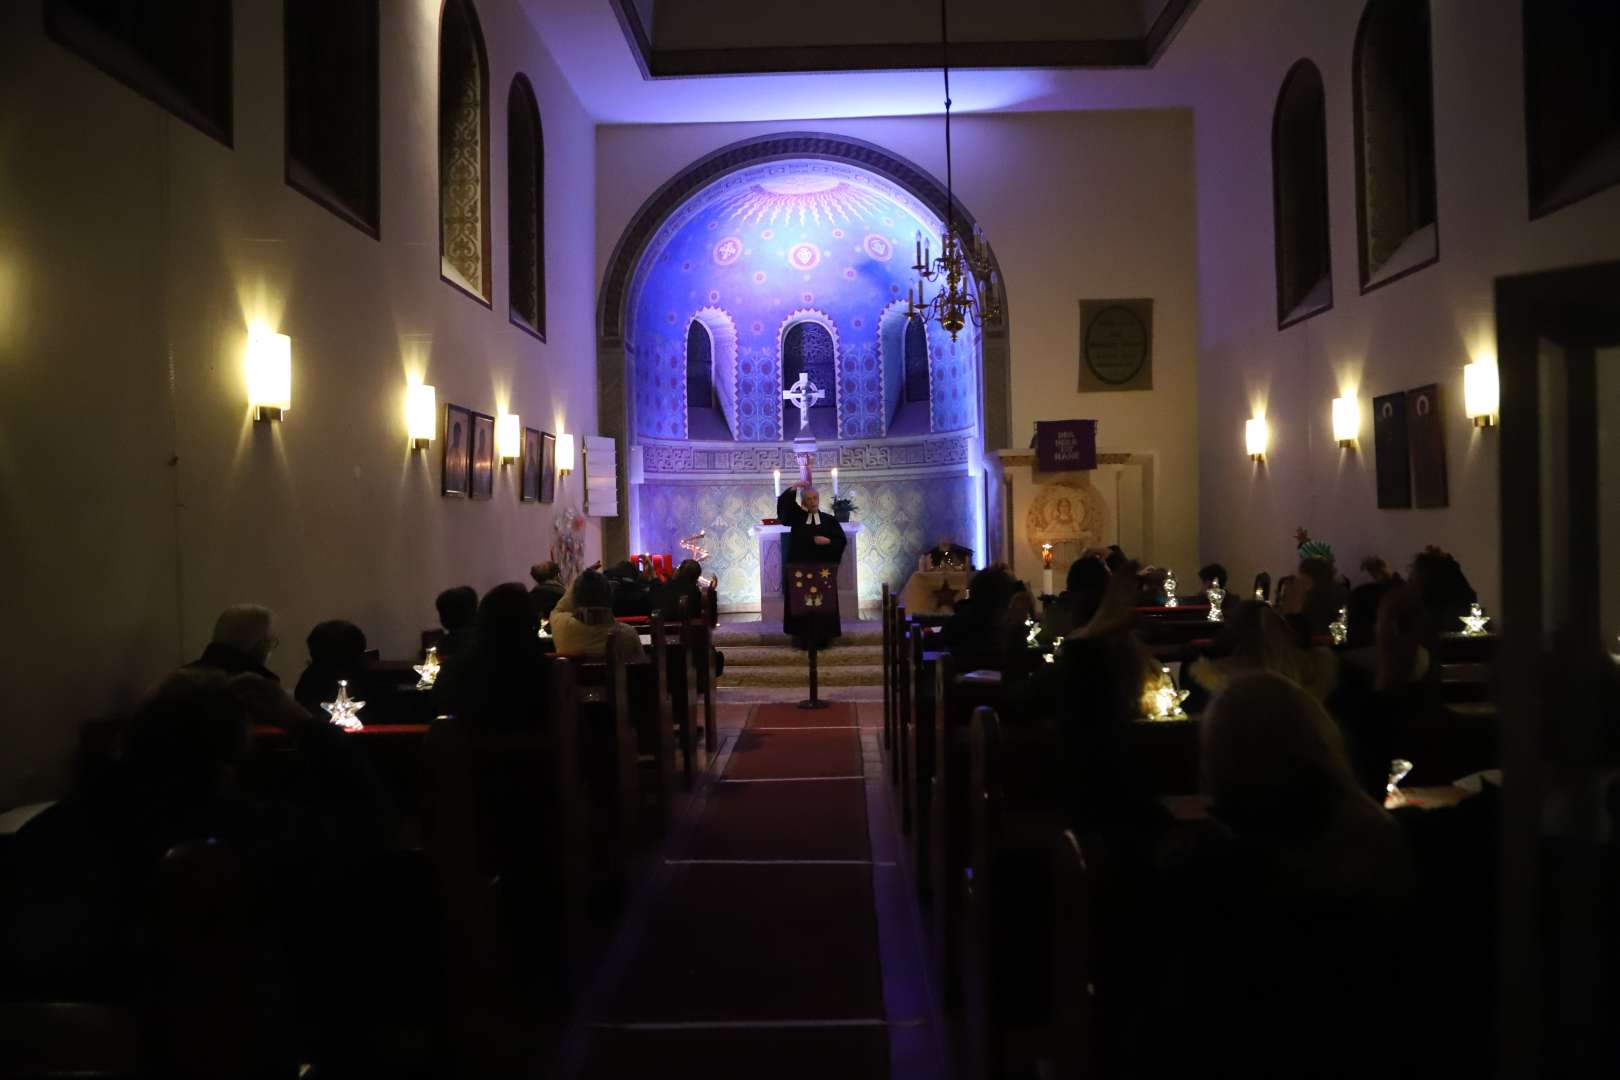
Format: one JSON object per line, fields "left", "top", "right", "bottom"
{"left": 1460, "top": 602, "right": 1490, "bottom": 636}
{"left": 413, "top": 646, "right": 440, "bottom": 690}
{"left": 322, "top": 679, "right": 365, "bottom": 732}
{"left": 1206, "top": 584, "right": 1226, "bottom": 623}
{"left": 1146, "top": 666, "right": 1190, "bottom": 721}
{"left": 1329, "top": 607, "right": 1348, "bottom": 646}
{"left": 1163, "top": 570, "right": 1179, "bottom": 608}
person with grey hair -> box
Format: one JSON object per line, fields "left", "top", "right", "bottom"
{"left": 188, "top": 603, "right": 280, "bottom": 681}
{"left": 775, "top": 474, "right": 847, "bottom": 641}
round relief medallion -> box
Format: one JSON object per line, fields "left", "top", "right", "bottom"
{"left": 863, "top": 234, "right": 894, "bottom": 261}
{"left": 1025, "top": 478, "right": 1110, "bottom": 558}
{"left": 712, "top": 236, "right": 743, "bottom": 265}
{"left": 788, "top": 243, "right": 821, "bottom": 270}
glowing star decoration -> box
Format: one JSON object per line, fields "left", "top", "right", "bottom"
{"left": 1163, "top": 570, "right": 1179, "bottom": 608}
{"left": 679, "top": 530, "right": 711, "bottom": 562}
{"left": 537, "top": 620, "right": 552, "bottom": 640}
{"left": 321, "top": 679, "right": 365, "bottom": 732}
{"left": 1025, "top": 617, "right": 1042, "bottom": 651}
{"left": 1385, "top": 758, "right": 1414, "bottom": 809}
{"left": 413, "top": 646, "right": 440, "bottom": 690}
{"left": 1329, "top": 607, "right": 1349, "bottom": 646}
{"left": 1206, "top": 585, "right": 1226, "bottom": 623}
{"left": 1459, "top": 602, "right": 1490, "bottom": 636}
{"left": 1145, "top": 666, "right": 1190, "bottom": 721}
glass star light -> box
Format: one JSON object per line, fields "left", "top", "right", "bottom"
{"left": 322, "top": 679, "right": 365, "bottom": 732}
{"left": 1163, "top": 571, "right": 1179, "bottom": 608}
{"left": 1460, "top": 603, "right": 1490, "bottom": 636}
{"left": 1146, "top": 666, "right": 1190, "bottom": 721}
{"left": 1329, "top": 607, "right": 1348, "bottom": 645}
{"left": 413, "top": 646, "right": 440, "bottom": 690}
{"left": 1206, "top": 585, "right": 1226, "bottom": 623}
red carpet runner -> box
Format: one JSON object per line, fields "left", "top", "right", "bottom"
{"left": 581, "top": 702, "right": 890, "bottom": 1079}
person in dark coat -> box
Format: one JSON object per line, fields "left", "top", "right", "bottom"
{"left": 528, "top": 562, "right": 567, "bottom": 623}
{"left": 434, "top": 586, "right": 479, "bottom": 659}
{"left": 187, "top": 604, "right": 280, "bottom": 681}
{"left": 292, "top": 619, "right": 369, "bottom": 716}
{"left": 775, "top": 479, "right": 848, "bottom": 642}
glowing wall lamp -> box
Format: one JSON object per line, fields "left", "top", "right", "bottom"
{"left": 1331, "top": 395, "right": 1359, "bottom": 449}
{"left": 406, "top": 383, "right": 436, "bottom": 450}
{"left": 556, "top": 431, "right": 575, "bottom": 476}
{"left": 1464, "top": 361, "right": 1499, "bottom": 428}
{"left": 1246, "top": 417, "right": 1269, "bottom": 462}
{"left": 496, "top": 412, "right": 521, "bottom": 466}
{"left": 246, "top": 329, "right": 291, "bottom": 421}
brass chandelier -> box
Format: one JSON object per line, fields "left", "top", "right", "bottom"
{"left": 907, "top": 0, "right": 1002, "bottom": 341}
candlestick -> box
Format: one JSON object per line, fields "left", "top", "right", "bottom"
{"left": 831, "top": 467, "right": 839, "bottom": 495}
{"left": 773, "top": 468, "right": 781, "bottom": 497}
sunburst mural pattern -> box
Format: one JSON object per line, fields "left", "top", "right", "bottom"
{"left": 714, "top": 178, "right": 887, "bottom": 228}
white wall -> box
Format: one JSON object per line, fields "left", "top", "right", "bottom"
{"left": 1185, "top": 0, "right": 1620, "bottom": 608}
{"left": 595, "top": 109, "right": 1201, "bottom": 575}
{"left": 0, "top": 0, "right": 598, "bottom": 805}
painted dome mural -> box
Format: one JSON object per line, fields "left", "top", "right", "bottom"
{"left": 627, "top": 160, "right": 980, "bottom": 443}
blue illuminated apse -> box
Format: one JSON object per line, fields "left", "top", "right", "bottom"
{"left": 626, "top": 159, "right": 985, "bottom": 608}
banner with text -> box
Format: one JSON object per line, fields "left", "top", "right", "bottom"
{"left": 1033, "top": 419, "right": 1098, "bottom": 472}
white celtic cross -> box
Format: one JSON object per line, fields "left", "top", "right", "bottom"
{"left": 781, "top": 371, "right": 826, "bottom": 432}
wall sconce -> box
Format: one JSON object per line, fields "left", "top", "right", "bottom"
{"left": 406, "top": 383, "right": 436, "bottom": 450}
{"left": 246, "top": 329, "right": 291, "bottom": 421}
{"left": 1246, "top": 417, "right": 1269, "bottom": 462}
{"left": 1464, "top": 361, "right": 1499, "bottom": 428}
{"left": 1331, "top": 395, "right": 1359, "bottom": 449}
{"left": 496, "top": 413, "right": 521, "bottom": 466}
{"left": 556, "top": 432, "right": 575, "bottom": 475}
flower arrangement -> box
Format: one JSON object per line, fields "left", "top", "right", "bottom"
{"left": 831, "top": 494, "right": 857, "bottom": 521}
{"left": 551, "top": 506, "right": 587, "bottom": 583}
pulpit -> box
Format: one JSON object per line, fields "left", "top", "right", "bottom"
{"left": 753, "top": 522, "right": 863, "bottom": 623}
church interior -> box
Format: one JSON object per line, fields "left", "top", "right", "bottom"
{"left": 3, "top": 0, "right": 1619, "bottom": 1076}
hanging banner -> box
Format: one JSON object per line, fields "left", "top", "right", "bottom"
{"left": 1033, "top": 419, "right": 1098, "bottom": 472}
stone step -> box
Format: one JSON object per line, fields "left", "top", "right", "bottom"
{"left": 713, "top": 619, "right": 884, "bottom": 649}
{"left": 716, "top": 662, "right": 885, "bottom": 688}
{"left": 722, "top": 644, "right": 883, "bottom": 668}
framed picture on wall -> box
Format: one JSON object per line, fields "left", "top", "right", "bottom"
{"left": 1407, "top": 383, "right": 1449, "bottom": 508}
{"left": 470, "top": 411, "right": 495, "bottom": 500}
{"left": 1373, "top": 390, "right": 1412, "bottom": 509}
{"left": 521, "top": 427, "right": 542, "bottom": 502}
{"left": 441, "top": 403, "right": 472, "bottom": 497}
{"left": 539, "top": 431, "right": 557, "bottom": 504}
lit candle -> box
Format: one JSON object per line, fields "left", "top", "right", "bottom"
{"left": 1041, "top": 543, "right": 1054, "bottom": 596}
{"left": 831, "top": 467, "right": 839, "bottom": 495}
{"left": 773, "top": 468, "right": 781, "bottom": 497}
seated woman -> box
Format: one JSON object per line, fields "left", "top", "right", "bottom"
{"left": 1138, "top": 672, "right": 1414, "bottom": 1077}
{"left": 1186, "top": 599, "right": 1338, "bottom": 705}
{"left": 432, "top": 585, "right": 479, "bottom": 659}
{"left": 550, "top": 570, "right": 647, "bottom": 661}
{"left": 1410, "top": 545, "right": 1477, "bottom": 643}
{"left": 434, "top": 583, "right": 557, "bottom": 729}
{"left": 654, "top": 559, "right": 724, "bottom": 677}
{"left": 1279, "top": 555, "right": 1343, "bottom": 641}
{"left": 527, "top": 561, "right": 567, "bottom": 623}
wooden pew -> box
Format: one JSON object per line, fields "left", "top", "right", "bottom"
{"left": 887, "top": 582, "right": 900, "bottom": 751}
{"left": 560, "top": 639, "right": 645, "bottom": 906}
{"left": 889, "top": 601, "right": 909, "bottom": 791}
{"left": 647, "top": 607, "right": 697, "bottom": 791}
{"left": 960, "top": 705, "right": 1068, "bottom": 1080}
{"left": 906, "top": 626, "right": 941, "bottom": 905}
{"left": 426, "top": 660, "right": 587, "bottom": 1072}
{"left": 633, "top": 614, "right": 678, "bottom": 837}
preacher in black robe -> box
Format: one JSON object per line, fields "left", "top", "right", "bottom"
{"left": 776, "top": 483, "right": 848, "bottom": 641}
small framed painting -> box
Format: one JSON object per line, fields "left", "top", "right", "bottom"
{"left": 521, "top": 426, "right": 542, "bottom": 502}
{"left": 441, "top": 403, "right": 473, "bottom": 497}
{"left": 470, "top": 411, "right": 495, "bottom": 499}
{"left": 539, "top": 431, "right": 557, "bottom": 504}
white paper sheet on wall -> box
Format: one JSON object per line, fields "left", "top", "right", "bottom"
{"left": 584, "top": 435, "right": 619, "bottom": 517}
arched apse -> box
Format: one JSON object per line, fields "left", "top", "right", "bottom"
{"left": 599, "top": 134, "right": 1010, "bottom": 607}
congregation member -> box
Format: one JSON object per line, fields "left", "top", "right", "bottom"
{"left": 1198, "top": 562, "right": 1228, "bottom": 592}
{"left": 1038, "top": 553, "right": 1110, "bottom": 642}
{"left": 188, "top": 603, "right": 280, "bottom": 681}
{"left": 936, "top": 565, "right": 1035, "bottom": 672}
{"left": 656, "top": 559, "right": 725, "bottom": 678}
{"left": 549, "top": 570, "right": 647, "bottom": 661}
{"left": 1186, "top": 599, "right": 1339, "bottom": 707}
{"left": 528, "top": 561, "right": 567, "bottom": 623}
{"left": 605, "top": 559, "right": 656, "bottom": 617}
{"left": 433, "top": 582, "right": 556, "bottom": 729}
{"left": 1139, "top": 672, "right": 1414, "bottom": 1078}
{"left": 1281, "top": 554, "right": 1343, "bottom": 641}
{"left": 1410, "top": 545, "right": 1479, "bottom": 644}
{"left": 292, "top": 619, "right": 370, "bottom": 717}
{"left": 433, "top": 585, "right": 479, "bottom": 659}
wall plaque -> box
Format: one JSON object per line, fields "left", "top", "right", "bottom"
{"left": 1373, "top": 390, "right": 1412, "bottom": 509}
{"left": 1079, "top": 298, "right": 1153, "bottom": 392}
{"left": 1407, "top": 383, "right": 1448, "bottom": 509}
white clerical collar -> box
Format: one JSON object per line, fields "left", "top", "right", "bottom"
{"left": 807, "top": 512, "right": 820, "bottom": 524}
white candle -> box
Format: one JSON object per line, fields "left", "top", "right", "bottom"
{"left": 1043, "top": 568, "right": 1054, "bottom": 596}
{"left": 831, "top": 467, "right": 839, "bottom": 495}
{"left": 773, "top": 468, "right": 781, "bottom": 497}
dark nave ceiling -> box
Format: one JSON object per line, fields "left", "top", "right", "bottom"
{"left": 612, "top": 0, "right": 1201, "bottom": 77}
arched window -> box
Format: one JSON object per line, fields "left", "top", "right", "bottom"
{"left": 507, "top": 75, "right": 545, "bottom": 338}
{"left": 439, "top": 0, "right": 490, "bottom": 303}
{"left": 1524, "top": 2, "right": 1620, "bottom": 219}
{"left": 1272, "top": 60, "right": 1333, "bottom": 327}
{"left": 1352, "top": 0, "right": 1438, "bottom": 290}
{"left": 285, "top": 0, "right": 379, "bottom": 236}
{"left": 903, "top": 315, "right": 931, "bottom": 402}
{"left": 782, "top": 321, "right": 838, "bottom": 439}
{"left": 685, "top": 319, "right": 730, "bottom": 439}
